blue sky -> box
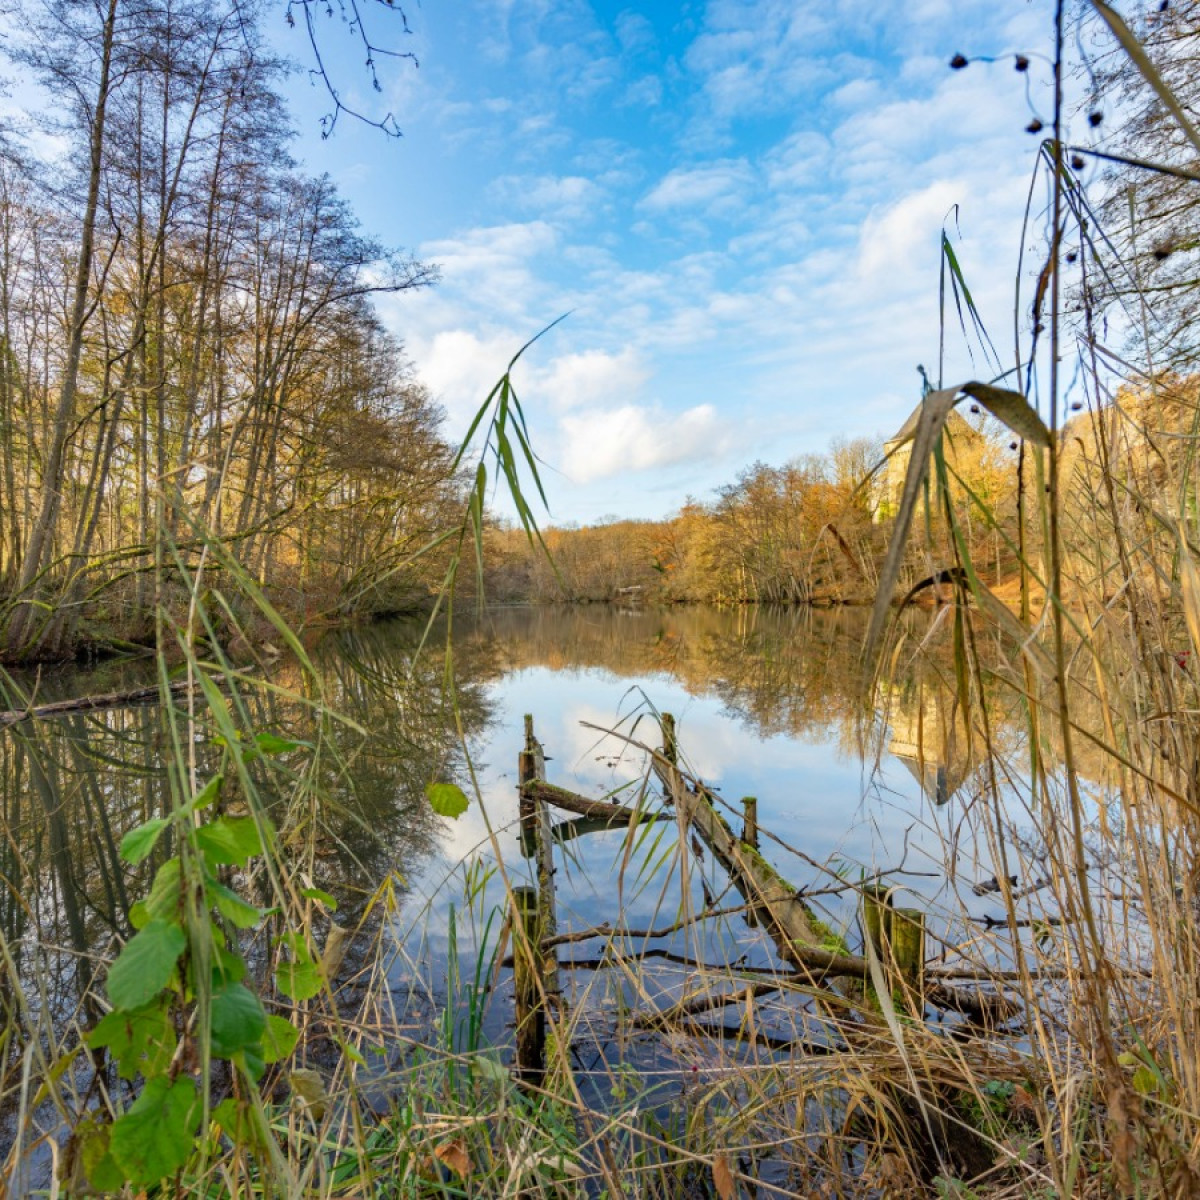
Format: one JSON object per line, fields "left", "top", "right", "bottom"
{"left": 266, "top": 4, "right": 1071, "bottom": 522}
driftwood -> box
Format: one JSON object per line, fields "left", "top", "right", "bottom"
{"left": 0, "top": 678, "right": 199, "bottom": 729}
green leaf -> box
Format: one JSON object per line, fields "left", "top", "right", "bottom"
{"left": 336, "top": 1036, "right": 366, "bottom": 1067}
{"left": 299, "top": 886, "right": 338, "bottom": 910}
{"left": 109, "top": 1075, "right": 199, "bottom": 1184}
{"left": 261, "top": 1014, "right": 300, "bottom": 1064}
{"left": 77, "top": 1116, "right": 125, "bottom": 1192}
{"left": 184, "top": 774, "right": 223, "bottom": 814}
{"left": 1132, "top": 1066, "right": 1158, "bottom": 1095}
{"left": 197, "top": 816, "right": 266, "bottom": 867}
{"left": 212, "top": 1097, "right": 259, "bottom": 1147}
{"left": 119, "top": 818, "right": 168, "bottom": 865}
{"left": 107, "top": 919, "right": 186, "bottom": 1011}
{"left": 142, "top": 856, "right": 183, "bottom": 921}
{"left": 276, "top": 934, "right": 322, "bottom": 1001}
{"left": 87, "top": 1001, "right": 175, "bottom": 1081}
{"left": 254, "top": 731, "right": 310, "bottom": 756}
{"left": 426, "top": 782, "right": 470, "bottom": 820}
{"left": 212, "top": 938, "right": 248, "bottom": 985}
{"left": 236, "top": 1043, "right": 266, "bottom": 1082}
{"left": 210, "top": 981, "right": 266, "bottom": 1058}
{"left": 210, "top": 879, "right": 265, "bottom": 929}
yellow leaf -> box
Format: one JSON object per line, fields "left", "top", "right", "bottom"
{"left": 712, "top": 1155, "right": 736, "bottom": 1200}
{"left": 434, "top": 1139, "right": 471, "bottom": 1179}
{"left": 288, "top": 1068, "right": 328, "bottom": 1120}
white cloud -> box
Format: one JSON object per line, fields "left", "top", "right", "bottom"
{"left": 856, "top": 179, "right": 967, "bottom": 283}
{"left": 527, "top": 347, "right": 649, "bottom": 413}
{"left": 490, "top": 173, "right": 603, "bottom": 220}
{"left": 559, "top": 403, "right": 728, "bottom": 483}
{"left": 685, "top": 0, "right": 836, "bottom": 118}
{"left": 640, "top": 160, "right": 755, "bottom": 215}
{"left": 621, "top": 75, "right": 664, "bottom": 108}
{"left": 763, "top": 130, "right": 833, "bottom": 191}
{"left": 409, "top": 328, "right": 524, "bottom": 431}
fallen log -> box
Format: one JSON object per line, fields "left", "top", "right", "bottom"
{"left": 521, "top": 779, "right": 656, "bottom": 827}
{"left": 0, "top": 678, "right": 199, "bottom": 729}
{"left": 652, "top": 746, "right": 854, "bottom": 976}
{"left": 528, "top": 767, "right": 874, "bottom": 980}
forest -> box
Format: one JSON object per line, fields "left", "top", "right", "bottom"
{"left": 0, "top": 0, "right": 460, "bottom": 664}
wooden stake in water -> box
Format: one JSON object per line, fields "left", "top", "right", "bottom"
{"left": 661, "top": 712, "right": 678, "bottom": 768}
{"left": 861, "top": 884, "right": 893, "bottom": 962}
{"left": 512, "top": 885, "right": 545, "bottom": 1088}
{"left": 891, "top": 907, "right": 926, "bottom": 1000}
{"left": 519, "top": 749, "right": 538, "bottom": 857}
{"left": 741, "top": 796, "right": 759, "bottom": 849}
{"left": 514, "top": 715, "right": 559, "bottom": 1085}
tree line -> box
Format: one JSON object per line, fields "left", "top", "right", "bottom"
{"left": 485, "top": 418, "right": 1022, "bottom": 607}
{"left": 0, "top": 0, "right": 458, "bottom": 662}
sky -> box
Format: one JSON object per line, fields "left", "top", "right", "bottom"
{"left": 202, "top": 3, "right": 1096, "bottom": 523}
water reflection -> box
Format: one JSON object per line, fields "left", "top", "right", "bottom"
{"left": 4, "top": 602, "right": 1119, "bottom": 1190}
{"left": 0, "top": 619, "right": 496, "bottom": 1029}
{"left": 0, "top": 604, "right": 1075, "bottom": 1004}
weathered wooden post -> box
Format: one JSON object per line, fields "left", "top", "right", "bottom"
{"left": 661, "top": 712, "right": 678, "bottom": 769}
{"left": 741, "top": 796, "right": 759, "bottom": 849}
{"left": 519, "top": 759, "right": 538, "bottom": 858}
{"left": 512, "top": 885, "right": 545, "bottom": 1088}
{"left": 861, "top": 883, "right": 893, "bottom": 963}
{"left": 891, "top": 907, "right": 926, "bottom": 1004}
{"left": 741, "top": 797, "right": 761, "bottom": 923}
{"left": 514, "top": 716, "right": 559, "bottom": 1085}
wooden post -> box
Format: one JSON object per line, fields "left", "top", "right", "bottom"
{"left": 861, "top": 884, "right": 893, "bottom": 962}
{"left": 535, "top": 792, "right": 560, "bottom": 1006}
{"left": 512, "top": 885, "right": 544, "bottom": 1088}
{"left": 741, "top": 796, "right": 758, "bottom": 849}
{"left": 519, "top": 747, "right": 537, "bottom": 857}
{"left": 661, "top": 712, "right": 677, "bottom": 768}
{"left": 518, "top": 713, "right": 546, "bottom": 857}
{"left": 891, "top": 907, "right": 926, "bottom": 1001}
{"left": 514, "top": 715, "right": 559, "bottom": 1083}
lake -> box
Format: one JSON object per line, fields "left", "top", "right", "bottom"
{"left": 0, "top": 602, "right": 1072, "bottom": 1190}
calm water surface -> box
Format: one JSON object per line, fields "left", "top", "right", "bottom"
{"left": 2, "top": 603, "right": 1071, "bottom": 1183}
